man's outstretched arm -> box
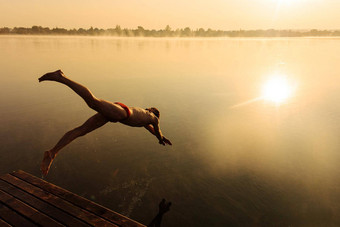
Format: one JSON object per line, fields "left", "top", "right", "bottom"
{"left": 144, "top": 124, "right": 172, "bottom": 146}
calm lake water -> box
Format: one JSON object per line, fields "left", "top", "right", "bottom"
{"left": 1, "top": 35, "right": 340, "bottom": 226}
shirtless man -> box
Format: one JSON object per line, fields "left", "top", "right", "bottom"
{"left": 39, "top": 70, "right": 172, "bottom": 177}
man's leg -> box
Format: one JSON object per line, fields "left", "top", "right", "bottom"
{"left": 39, "top": 70, "right": 103, "bottom": 111}
{"left": 41, "top": 113, "right": 109, "bottom": 176}
{"left": 39, "top": 70, "right": 127, "bottom": 121}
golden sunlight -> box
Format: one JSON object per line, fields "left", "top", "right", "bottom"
{"left": 262, "top": 75, "right": 293, "bottom": 104}
{"left": 275, "top": 0, "right": 297, "bottom": 4}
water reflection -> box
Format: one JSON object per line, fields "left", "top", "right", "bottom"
{"left": 262, "top": 73, "right": 295, "bottom": 104}
{"left": 1, "top": 36, "right": 340, "bottom": 226}
{"left": 230, "top": 71, "right": 297, "bottom": 108}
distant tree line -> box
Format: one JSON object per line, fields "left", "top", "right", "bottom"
{"left": 1, "top": 25, "right": 340, "bottom": 37}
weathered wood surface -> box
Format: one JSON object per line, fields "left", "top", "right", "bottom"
{"left": 0, "top": 170, "right": 146, "bottom": 227}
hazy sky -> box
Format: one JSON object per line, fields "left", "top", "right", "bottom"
{"left": 0, "top": 0, "right": 339, "bottom": 30}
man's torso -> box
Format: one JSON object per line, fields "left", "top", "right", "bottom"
{"left": 120, "top": 107, "right": 157, "bottom": 127}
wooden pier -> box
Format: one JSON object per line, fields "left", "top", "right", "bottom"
{"left": 0, "top": 170, "right": 146, "bottom": 226}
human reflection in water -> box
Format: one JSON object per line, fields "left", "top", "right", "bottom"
{"left": 39, "top": 70, "right": 172, "bottom": 177}
{"left": 148, "top": 199, "right": 172, "bottom": 227}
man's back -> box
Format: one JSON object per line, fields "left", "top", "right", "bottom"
{"left": 120, "top": 107, "right": 158, "bottom": 127}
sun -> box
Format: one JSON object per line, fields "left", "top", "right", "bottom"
{"left": 262, "top": 75, "right": 293, "bottom": 104}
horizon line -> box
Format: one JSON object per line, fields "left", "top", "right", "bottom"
{"left": 1, "top": 25, "right": 340, "bottom": 31}
{"left": 1, "top": 26, "right": 340, "bottom": 38}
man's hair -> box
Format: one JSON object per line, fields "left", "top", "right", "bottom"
{"left": 146, "top": 107, "right": 160, "bottom": 118}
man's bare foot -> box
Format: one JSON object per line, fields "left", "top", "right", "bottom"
{"left": 41, "top": 150, "right": 55, "bottom": 177}
{"left": 38, "top": 69, "right": 64, "bottom": 82}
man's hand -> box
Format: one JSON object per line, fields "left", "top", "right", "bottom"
{"left": 159, "top": 136, "right": 172, "bottom": 146}
{"left": 162, "top": 136, "right": 172, "bottom": 145}
{"left": 145, "top": 124, "right": 172, "bottom": 146}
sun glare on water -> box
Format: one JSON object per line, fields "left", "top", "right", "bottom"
{"left": 262, "top": 75, "right": 294, "bottom": 104}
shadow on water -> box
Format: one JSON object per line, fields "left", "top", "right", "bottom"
{"left": 147, "top": 199, "right": 171, "bottom": 227}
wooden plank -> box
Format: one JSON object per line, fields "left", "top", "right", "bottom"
{"left": 0, "top": 189, "right": 64, "bottom": 227}
{"left": 0, "top": 217, "right": 12, "bottom": 227}
{"left": 0, "top": 174, "right": 117, "bottom": 227}
{"left": 12, "top": 170, "right": 146, "bottom": 227}
{"left": 0, "top": 202, "right": 37, "bottom": 227}
{"left": 0, "top": 179, "right": 89, "bottom": 227}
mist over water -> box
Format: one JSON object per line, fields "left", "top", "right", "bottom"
{"left": 1, "top": 36, "right": 340, "bottom": 226}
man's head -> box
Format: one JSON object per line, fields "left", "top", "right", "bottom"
{"left": 146, "top": 107, "right": 160, "bottom": 118}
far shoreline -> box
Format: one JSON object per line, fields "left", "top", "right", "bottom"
{"left": 1, "top": 26, "right": 340, "bottom": 38}
{"left": 1, "top": 34, "right": 340, "bottom": 40}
